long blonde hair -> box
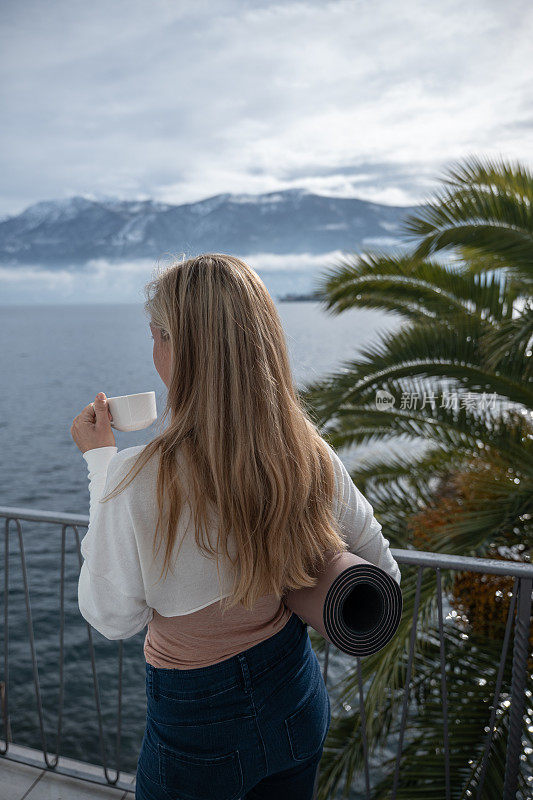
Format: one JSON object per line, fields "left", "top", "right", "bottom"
{"left": 100, "top": 253, "right": 347, "bottom": 611}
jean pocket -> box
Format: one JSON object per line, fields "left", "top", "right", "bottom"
{"left": 158, "top": 741, "right": 243, "bottom": 800}
{"left": 284, "top": 681, "right": 330, "bottom": 762}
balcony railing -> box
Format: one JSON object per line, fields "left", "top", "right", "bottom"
{"left": 1, "top": 505, "right": 532, "bottom": 799}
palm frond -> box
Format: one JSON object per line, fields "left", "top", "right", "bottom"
{"left": 302, "top": 316, "right": 532, "bottom": 413}
{"left": 312, "top": 249, "right": 514, "bottom": 324}
{"left": 479, "top": 303, "right": 533, "bottom": 376}
{"left": 400, "top": 154, "right": 533, "bottom": 286}
{"left": 322, "top": 391, "right": 533, "bottom": 467}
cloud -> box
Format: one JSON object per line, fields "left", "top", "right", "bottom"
{"left": 1, "top": 0, "right": 532, "bottom": 216}
{"left": 242, "top": 251, "right": 346, "bottom": 272}
{"left": 0, "top": 259, "right": 152, "bottom": 304}
{"left": 0, "top": 251, "right": 346, "bottom": 305}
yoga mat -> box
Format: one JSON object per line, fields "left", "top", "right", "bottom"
{"left": 283, "top": 550, "right": 402, "bottom": 657}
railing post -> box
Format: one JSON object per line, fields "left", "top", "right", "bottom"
{"left": 0, "top": 682, "right": 11, "bottom": 743}
{"left": 503, "top": 576, "right": 532, "bottom": 800}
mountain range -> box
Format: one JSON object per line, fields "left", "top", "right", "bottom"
{"left": 0, "top": 188, "right": 421, "bottom": 267}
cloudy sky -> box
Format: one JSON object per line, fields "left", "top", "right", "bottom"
{"left": 1, "top": 0, "right": 532, "bottom": 218}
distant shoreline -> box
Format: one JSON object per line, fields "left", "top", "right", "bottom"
{"left": 276, "top": 292, "right": 321, "bottom": 302}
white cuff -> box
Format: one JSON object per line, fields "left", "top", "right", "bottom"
{"left": 82, "top": 446, "right": 118, "bottom": 472}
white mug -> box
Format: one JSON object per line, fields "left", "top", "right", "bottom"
{"left": 106, "top": 391, "right": 157, "bottom": 432}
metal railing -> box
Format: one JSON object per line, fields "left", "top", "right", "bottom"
{"left": 0, "top": 505, "right": 532, "bottom": 799}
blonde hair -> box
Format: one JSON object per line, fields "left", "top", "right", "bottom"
{"left": 100, "top": 253, "right": 347, "bottom": 612}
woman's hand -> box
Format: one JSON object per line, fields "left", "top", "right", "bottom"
{"left": 70, "top": 392, "right": 116, "bottom": 454}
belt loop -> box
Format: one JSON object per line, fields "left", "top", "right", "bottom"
{"left": 237, "top": 653, "right": 252, "bottom": 694}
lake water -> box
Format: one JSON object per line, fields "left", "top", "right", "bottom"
{"left": 0, "top": 300, "right": 406, "bottom": 795}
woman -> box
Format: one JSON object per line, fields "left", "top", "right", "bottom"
{"left": 70, "top": 253, "right": 401, "bottom": 800}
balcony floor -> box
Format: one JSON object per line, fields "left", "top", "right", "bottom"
{"left": 1, "top": 743, "right": 137, "bottom": 799}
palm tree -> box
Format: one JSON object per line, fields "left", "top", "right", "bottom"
{"left": 301, "top": 155, "right": 533, "bottom": 798}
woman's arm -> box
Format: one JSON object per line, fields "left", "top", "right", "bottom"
{"left": 327, "top": 443, "right": 402, "bottom": 585}
{"left": 78, "top": 447, "right": 153, "bottom": 640}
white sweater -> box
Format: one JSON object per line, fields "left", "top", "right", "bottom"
{"left": 78, "top": 442, "right": 401, "bottom": 640}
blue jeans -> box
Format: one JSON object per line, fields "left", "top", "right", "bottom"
{"left": 135, "top": 611, "right": 331, "bottom": 799}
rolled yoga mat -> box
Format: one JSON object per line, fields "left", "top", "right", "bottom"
{"left": 283, "top": 550, "right": 403, "bottom": 657}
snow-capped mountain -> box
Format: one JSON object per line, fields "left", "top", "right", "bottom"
{"left": 0, "top": 188, "right": 420, "bottom": 266}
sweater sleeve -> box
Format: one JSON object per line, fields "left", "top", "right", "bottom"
{"left": 327, "top": 443, "right": 401, "bottom": 586}
{"left": 78, "top": 446, "right": 153, "bottom": 640}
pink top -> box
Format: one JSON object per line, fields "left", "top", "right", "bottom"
{"left": 143, "top": 594, "right": 294, "bottom": 669}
